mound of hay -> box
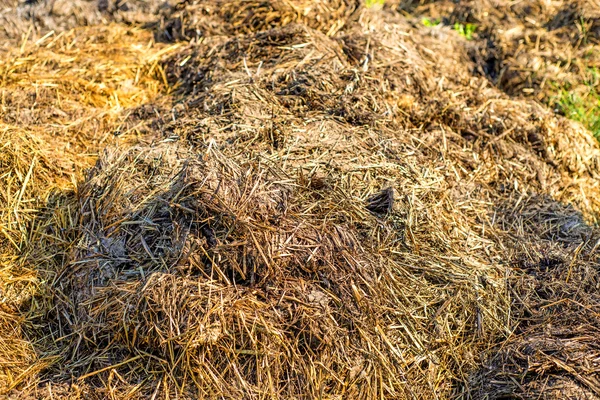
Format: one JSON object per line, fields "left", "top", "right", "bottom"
{"left": 154, "top": 0, "right": 360, "bottom": 41}
{"left": 1, "top": 0, "right": 360, "bottom": 46}
{"left": 0, "top": 22, "right": 174, "bottom": 262}
{"left": 0, "top": 0, "right": 166, "bottom": 44}
{"left": 1, "top": 1, "right": 600, "bottom": 399}
{"left": 0, "top": 24, "right": 174, "bottom": 394}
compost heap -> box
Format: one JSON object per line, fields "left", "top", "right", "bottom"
{"left": 1, "top": 0, "right": 600, "bottom": 399}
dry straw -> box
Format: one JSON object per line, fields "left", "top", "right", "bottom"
{"left": 1, "top": 0, "right": 600, "bottom": 398}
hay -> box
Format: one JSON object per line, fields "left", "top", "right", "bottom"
{"left": 0, "top": 23, "right": 175, "bottom": 259}
{"left": 154, "top": 0, "right": 360, "bottom": 41}
{"left": 0, "top": 24, "right": 174, "bottom": 395}
{"left": 1, "top": 1, "right": 600, "bottom": 399}
{"left": 399, "top": 0, "right": 600, "bottom": 115}
{"left": 0, "top": 0, "right": 164, "bottom": 45}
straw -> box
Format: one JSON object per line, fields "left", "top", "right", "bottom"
{"left": 1, "top": 1, "right": 600, "bottom": 398}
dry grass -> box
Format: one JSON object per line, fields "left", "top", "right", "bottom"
{"left": 402, "top": 0, "right": 600, "bottom": 138}
{"left": 0, "top": 1, "right": 600, "bottom": 399}
{"left": 0, "top": 24, "right": 176, "bottom": 396}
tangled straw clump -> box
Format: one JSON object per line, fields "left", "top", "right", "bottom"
{"left": 0, "top": 24, "right": 175, "bottom": 395}
{"left": 44, "top": 143, "right": 428, "bottom": 397}
{"left": 154, "top": 0, "right": 361, "bottom": 41}
{"left": 1, "top": 1, "right": 600, "bottom": 399}
{"left": 37, "top": 138, "right": 511, "bottom": 398}
{"left": 0, "top": 23, "right": 174, "bottom": 276}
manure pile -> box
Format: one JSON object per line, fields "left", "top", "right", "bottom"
{"left": 1, "top": 1, "right": 600, "bottom": 399}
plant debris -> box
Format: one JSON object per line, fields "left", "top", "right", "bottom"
{"left": 1, "top": 1, "right": 600, "bottom": 399}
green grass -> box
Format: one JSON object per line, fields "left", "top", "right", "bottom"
{"left": 554, "top": 90, "right": 600, "bottom": 138}
{"left": 365, "top": 0, "right": 385, "bottom": 8}
{"left": 422, "top": 18, "right": 441, "bottom": 27}
{"left": 453, "top": 23, "right": 477, "bottom": 40}
{"left": 552, "top": 67, "right": 600, "bottom": 139}
{"left": 421, "top": 19, "right": 477, "bottom": 40}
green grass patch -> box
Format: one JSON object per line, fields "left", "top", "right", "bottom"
{"left": 552, "top": 67, "right": 600, "bottom": 139}
{"left": 554, "top": 89, "right": 600, "bottom": 138}
{"left": 365, "top": 0, "right": 385, "bottom": 8}
{"left": 422, "top": 18, "right": 441, "bottom": 27}
{"left": 453, "top": 23, "right": 477, "bottom": 40}
{"left": 421, "top": 19, "right": 477, "bottom": 40}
